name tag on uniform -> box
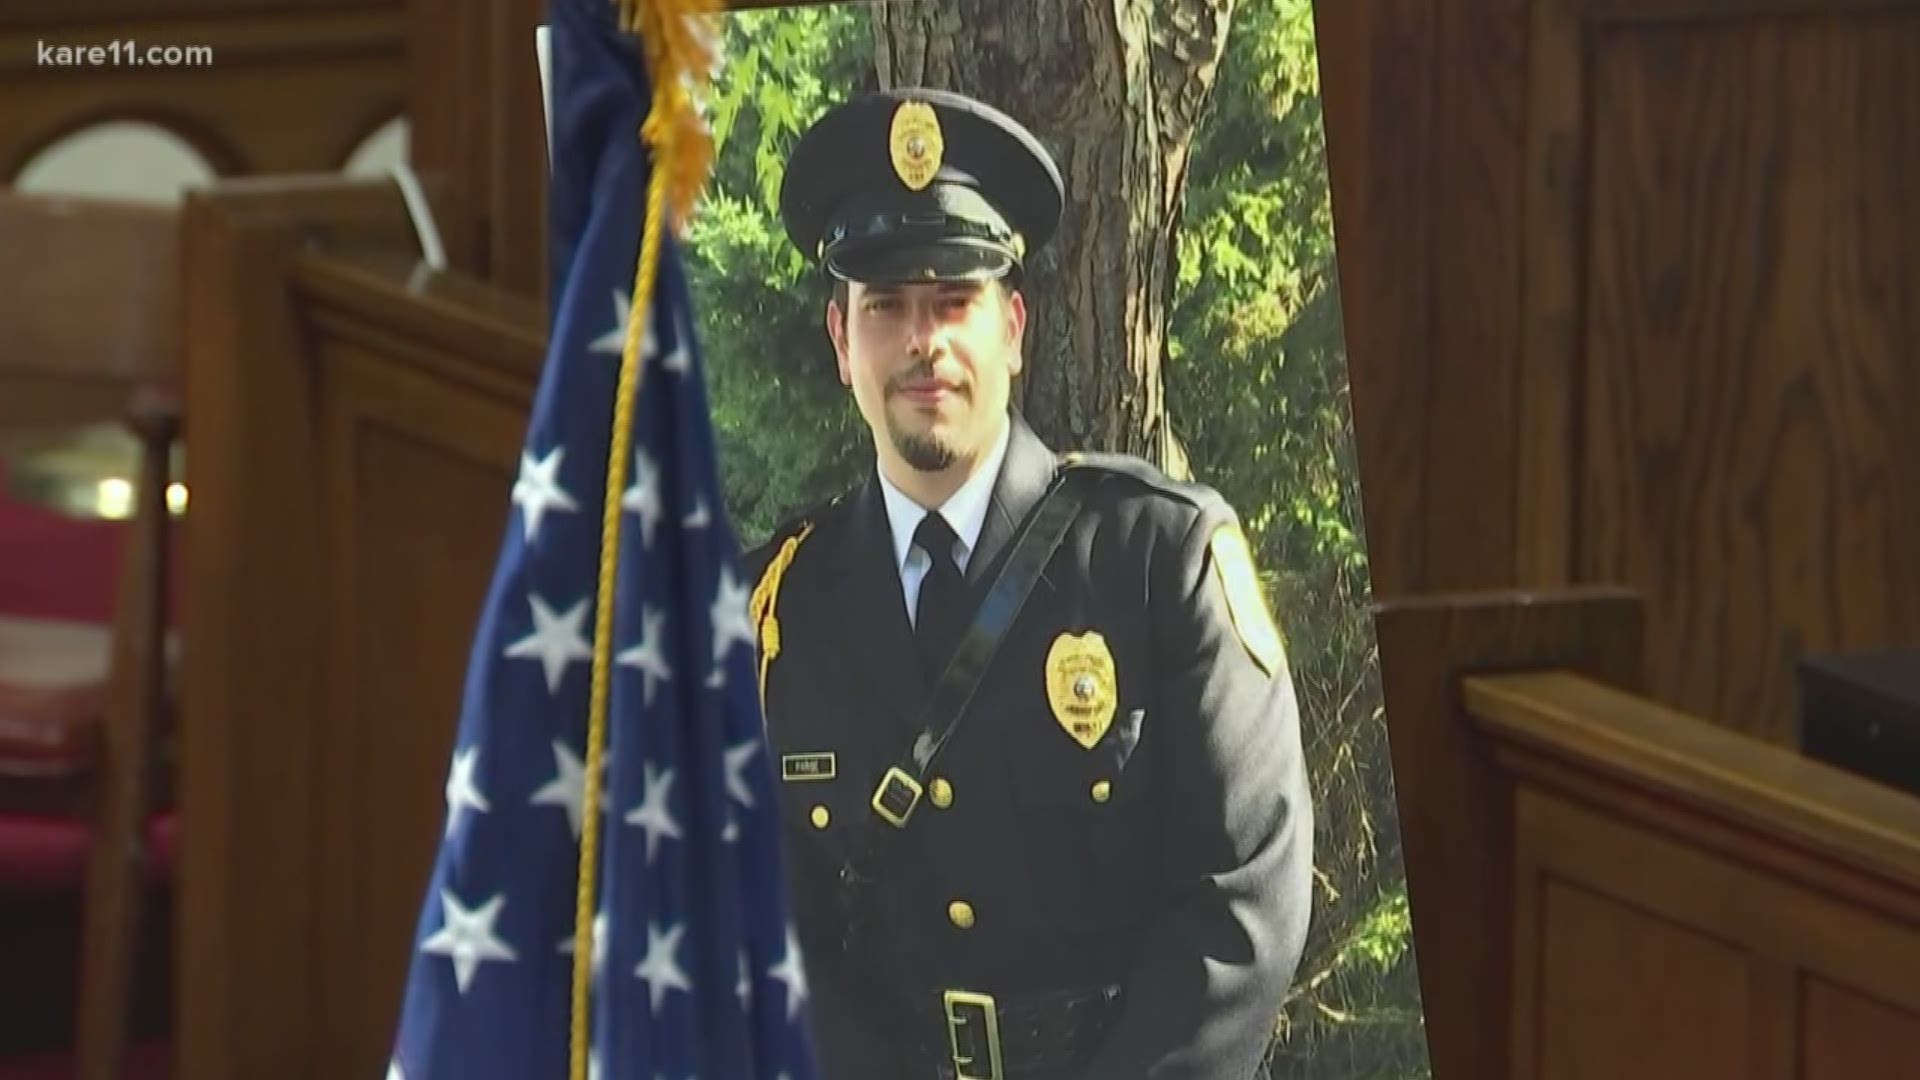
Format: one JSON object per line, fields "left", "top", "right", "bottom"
{"left": 781, "top": 752, "right": 837, "bottom": 781}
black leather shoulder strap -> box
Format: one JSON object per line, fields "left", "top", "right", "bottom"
{"left": 908, "top": 472, "right": 1084, "bottom": 772}
{"left": 834, "top": 468, "right": 1091, "bottom": 938}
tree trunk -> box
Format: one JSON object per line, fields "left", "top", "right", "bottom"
{"left": 871, "top": 0, "right": 1236, "bottom": 475}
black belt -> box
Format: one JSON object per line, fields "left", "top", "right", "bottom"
{"left": 899, "top": 983, "right": 1123, "bottom": 1080}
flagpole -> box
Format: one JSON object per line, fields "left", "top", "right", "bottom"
{"left": 570, "top": 4, "right": 718, "bottom": 1079}
{"left": 535, "top": 25, "right": 554, "bottom": 173}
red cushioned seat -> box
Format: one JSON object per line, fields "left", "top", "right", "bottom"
{"left": 0, "top": 682, "right": 105, "bottom": 787}
{"left": 0, "top": 812, "right": 177, "bottom": 897}
{"left": 0, "top": 618, "right": 115, "bottom": 838}
{"left": 0, "top": 464, "right": 127, "bottom": 627}
{"left": 0, "top": 190, "right": 184, "bottom": 1080}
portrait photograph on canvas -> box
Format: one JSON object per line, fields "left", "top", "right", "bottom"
{"left": 685, "top": 2, "right": 1431, "bottom": 1076}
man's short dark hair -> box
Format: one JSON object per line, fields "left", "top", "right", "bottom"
{"left": 830, "top": 277, "right": 1017, "bottom": 311}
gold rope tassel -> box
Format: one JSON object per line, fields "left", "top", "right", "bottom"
{"left": 616, "top": 0, "right": 722, "bottom": 233}
{"left": 569, "top": 4, "right": 723, "bottom": 1079}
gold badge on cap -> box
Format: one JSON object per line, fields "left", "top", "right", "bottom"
{"left": 1046, "top": 631, "right": 1117, "bottom": 749}
{"left": 889, "top": 100, "right": 943, "bottom": 191}
{"left": 1210, "top": 524, "right": 1284, "bottom": 675}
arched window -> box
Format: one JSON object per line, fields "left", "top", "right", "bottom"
{"left": 12, "top": 120, "right": 216, "bottom": 204}
{"left": 342, "top": 116, "right": 411, "bottom": 178}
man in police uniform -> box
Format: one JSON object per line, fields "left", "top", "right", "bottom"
{"left": 743, "top": 87, "right": 1313, "bottom": 1079}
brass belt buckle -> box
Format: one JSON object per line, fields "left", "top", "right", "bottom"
{"left": 871, "top": 766, "right": 923, "bottom": 828}
{"left": 942, "top": 989, "right": 1003, "bottom": 1080}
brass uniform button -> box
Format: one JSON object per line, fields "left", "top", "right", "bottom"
{"left": 1091, "top": 779, "right": 1112, "bottom": 804}
{"left": 948, "top": 900, "right": 975, "bottom": 930}
{"left": 810, "top": 805, "right": 831, "bottom": 829}
{"left": 929, "top": 777, "right": 954, "bottom": 808}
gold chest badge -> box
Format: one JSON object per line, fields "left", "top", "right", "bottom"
{"left": 1046, "top": 631, "right": 1117, "bottom": 749}
{"left": 889, "top": 100, "right": 943, "bottom": 191}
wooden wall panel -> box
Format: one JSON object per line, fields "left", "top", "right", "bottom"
{"left": 407, "top": 0, "right": 550, "bottom": 295}
{"left": 1535, "top": 881, "right": 1754, "bottom": 1079}
{"left": 0, "top": 3, "right": 405, "bottom": 179}
{"left": 1802, "top": 979, "right": 1920, "bottom": 1080}
{"left": 1314, "top": 0, "right": 1438, "bottom": 596}
{"left": 1325, "top": 0, "right": 1920, "bottom": 739}
{"left": 180, "top": 178, "right": 542, "bottom": 1080}
{"left": 1570, "top": 11, "right": 1920, "bottom": 741}
{"left": 1369, "top": 591, "right": 1644, "bottom": 1080}
{"left": 313, "top": 336, "right": 524, "bottom": 1079}
{"left": 1421, "top": 0, "right": 1529, "bottom": 589}
{"left": 0, "top": 0, "right": 384, "bottom": 20}
{"left": 1473, "top": 672, "right": 1920, "bottom": 1080}
{"left": 1512, "top": 787, "right": 1920, "bottom": 1080}
{"left": 179, "top": 180, "right": 418, "bottom": 1080}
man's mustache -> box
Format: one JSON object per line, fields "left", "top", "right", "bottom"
{"left": 886, "top": 362, "right": 967, "bottom": 396}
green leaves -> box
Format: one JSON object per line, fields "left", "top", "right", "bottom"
{"left": 690, "top": 5, "right": 873, "bottom": 544}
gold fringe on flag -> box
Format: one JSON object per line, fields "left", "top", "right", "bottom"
{"left": 569, "top": 3, "right": 723, "bottom": 1079}
{"left": 615, "top": 0, "right": 722, "bottom": 233}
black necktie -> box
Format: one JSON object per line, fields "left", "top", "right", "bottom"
{"left": 913, "top": 512, "right": 967, "bottom": 681}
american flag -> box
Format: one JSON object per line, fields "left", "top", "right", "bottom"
{"left": 386, "top": 1, "right": 819, "bottom": 1077}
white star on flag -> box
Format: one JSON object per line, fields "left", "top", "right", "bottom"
{"left": 385, "top": 1061, "right": 404, "bottom": 1080}
{"left": 635, "top": 922, "right": 692, "bottom": 1014}
{"left": 682, "top": 498, "right": 710, "bottom": 530}
{"left": 623, "top": 761, "right": 682, "bottom": 863}
{"left": 557, "top": 911, "right": 610, "bottom": 977}
{"left": 510, "top": 446, "right": 578, "bottom": 542}
{"left": 736, "top": 950, "right": 752, "bottom": 1009}
{"left": 419, "top": 890, "right": 518, "bottom": 994}
{"left": 501, "top": 595, "right": 593, "bottom": 694}
{"left": 443, "top": 745, "right": 489, "bottom": 838}
{"left": 659, "top": 312, "right": 693, "bottom": 374}
{"left": 723, "top": 740, "right": 759, "bottom": 810}
{"left": 621, "top": 448, "right": 664, "bottom": 547}
{"left": 768, "top": 924, "right": 809, "bottom": 1022}
{"left": 530, "top": 739, "right": 605, "bottom": 839}
{"left": 588, "top": 288, "right": 650, "bottom": 357}
{"left": 710, "top": 567, "right": 755, "bottom": 665}
{"left": 615, "top": 606, "right": 673, "bottom": 706}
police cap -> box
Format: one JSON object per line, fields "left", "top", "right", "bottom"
{"left": 779, "top": 88, "right": 1064, "bottom": 285}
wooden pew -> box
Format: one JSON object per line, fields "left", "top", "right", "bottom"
{"left": 178, "top": 175, "right": 540, "bottom": 1080}
{"left": 1378, "top": 590, "right": 1920, "bottom": 1080}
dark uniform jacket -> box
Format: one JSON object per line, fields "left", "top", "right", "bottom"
{"left": 742, "top": 415, "right": 1313, "bottom": 1079}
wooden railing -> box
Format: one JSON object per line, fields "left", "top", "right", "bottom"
{"left": 1376, "top": 590, "right": 1920, "bottom": 1080}
{"left": 1469, "top": 670, "right": 1920, "bottom": 1080}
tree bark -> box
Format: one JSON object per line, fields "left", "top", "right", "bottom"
{"left": 871, "top": 0, "right": 1236, "bottom": 474}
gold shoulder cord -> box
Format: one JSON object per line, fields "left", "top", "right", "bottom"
{"left": 750, "top": 522, "right": 814, "bottom": 714}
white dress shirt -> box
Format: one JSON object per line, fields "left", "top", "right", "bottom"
{"left": 875, "top": 418, "right": 1013, "bottom": 628}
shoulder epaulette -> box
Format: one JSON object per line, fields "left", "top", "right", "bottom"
{"left": 1057, "top": 449, "right": 1215, "bottom": 510}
